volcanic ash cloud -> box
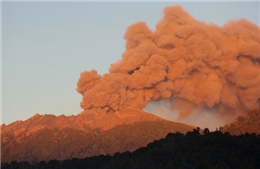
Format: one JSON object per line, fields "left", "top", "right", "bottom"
{"left": 76, "top": 5, "right": 260, "bottom": 124}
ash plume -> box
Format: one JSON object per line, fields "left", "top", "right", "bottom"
{"left": 77, "top": 5, "right": 260, "bottom": 126}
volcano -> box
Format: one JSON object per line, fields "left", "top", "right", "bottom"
{"left": 2, "top": 4, "right": 259, "bottom": 164}
{"left": 1, "top": 109, "right": 194, "bottom": 163}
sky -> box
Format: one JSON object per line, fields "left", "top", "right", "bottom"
{"left": 2, "top": 1, "right": 260, "bottom": 125}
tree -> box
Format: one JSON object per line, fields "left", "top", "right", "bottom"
{"left": 203, "top": 128, "right": 210, "bottom": 134}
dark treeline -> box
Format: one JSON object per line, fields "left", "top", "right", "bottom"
{"left": 2, "top": 128, "right": 260, "bottom": 169}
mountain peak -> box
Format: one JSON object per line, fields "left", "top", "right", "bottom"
{"left": 1, "top": 109, "right": 195, "bottom": 163}
{"left": 32, "top": 113, "right": 40, "bottom": 118}
{"left": 1, "top": 109, "right": 164, "bottom": 137}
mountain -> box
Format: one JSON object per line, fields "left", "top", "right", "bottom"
{"left": 1, "top": 109, "right": 194, "bottom": 163}
{"left": 219, "top": 108, "right": 260, "bottom": 135}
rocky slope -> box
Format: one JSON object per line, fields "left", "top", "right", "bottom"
{"left": 219, "top": 108, "right": 260, "bottom": 135}
{"left": 1, "top": 109, "right": 194, "bottom": 163}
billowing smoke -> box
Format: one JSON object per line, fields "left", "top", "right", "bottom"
{"left": 77, "top": 5, "right": 260, "bottom": 128}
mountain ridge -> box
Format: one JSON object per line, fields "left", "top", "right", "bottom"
{"left": 1, "top": 109, "right": 195, "bottom": 163}
{"left": 220, "top": 108, "right": 260, "bottom": 135}
{"left": 1, "top": 108, "right": 166, "bottom": 136}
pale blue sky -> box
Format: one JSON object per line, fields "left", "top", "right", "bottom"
{"left": 2, "top": 1, "right": 259, "bottom": 125}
